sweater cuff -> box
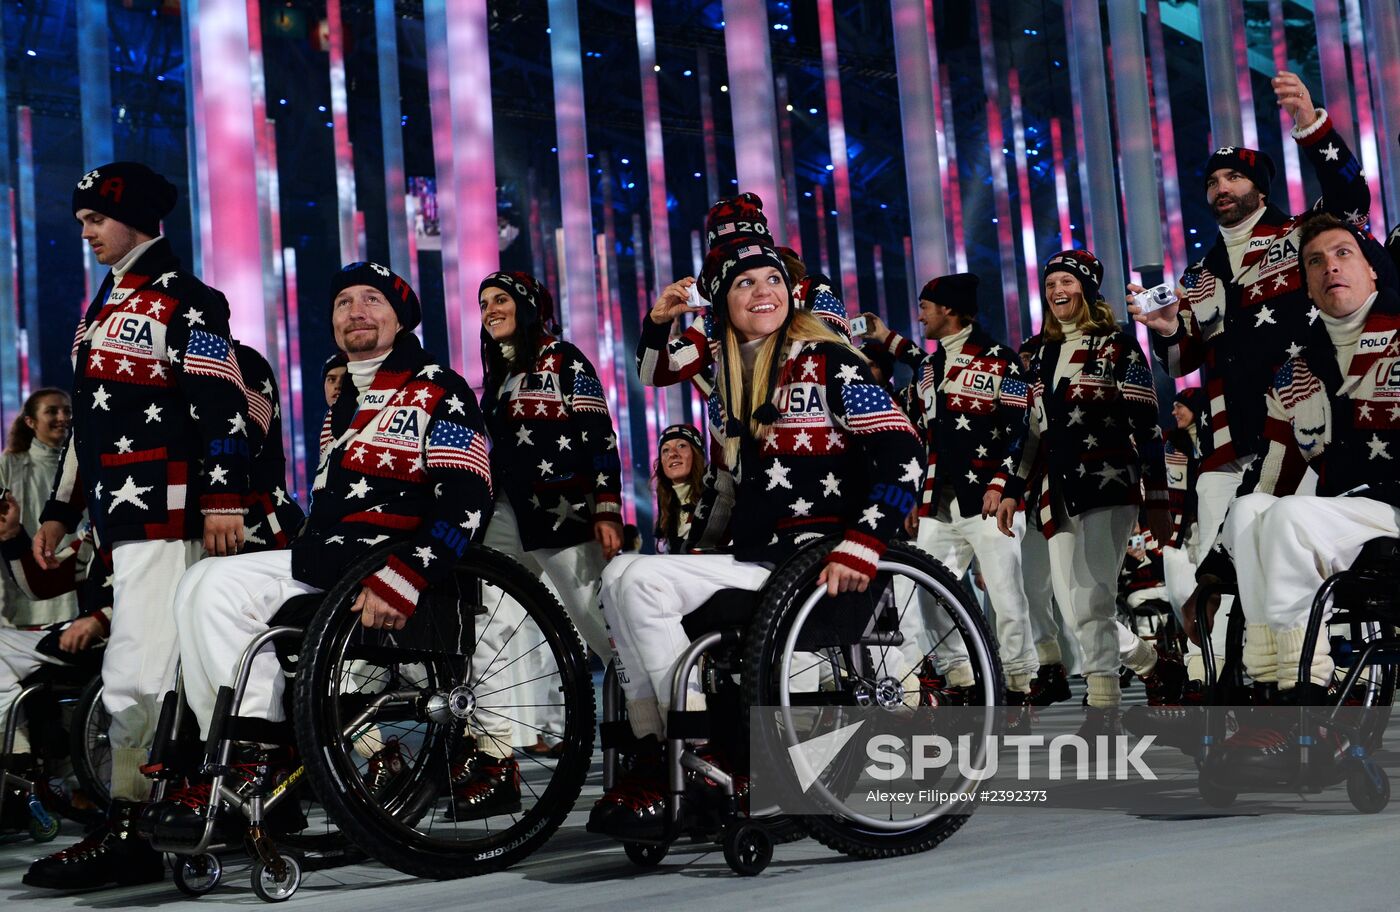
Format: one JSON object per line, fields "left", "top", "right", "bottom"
{"left": 825, "top": 530, "right": 886, "bottom": 578}
{"left": 592, "top": 495, "right": 623, "bottom": 524}
{"left": 1291, "top": 108, "right": 1330, "bottom": 143}
{"left": 39, "top": 500, "right": 83, "bottom": 534}
{"left": 640, "top": 313, "right": 674, "bottom": 348}
{"left": 362, "top": 554, "right": 426, "bottom": 619}
{"left": 200, "top": 493, "right": 249, "bottom": 515}
{"left": 87, "top": 607, "right": 112, "bottom": 639}
{"left": 0, "top": 534, "right": 27, "bottom": 562}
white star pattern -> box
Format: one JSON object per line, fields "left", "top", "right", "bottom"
{"left": 596, "top": 473, "right": 611, "bottom": 487}
{"left": 1085, "top": 434, "right": 1098, "bottom": 448}
{"left": 1307, "top": 305, "right": 1321, "bottom": 324}
{"left": 414, "top": 546, "right": 436, "bottom": 566}
{"left": 791, "top": 497, "right": 813, "bottom": 517}
{"left": 538, "top": 459, "right": 554, "bottom": 475}
{"left": 274, "top": 487, "right": 288, "bottom": 506}
{"left": 800, "top": 357, "right": 819, "bottom": 380}
{"left": 184, "top": 308, "right": 204, "bottom": 327}
{"left": 821, "top": 472, "right": 842, "bottom": 497}
{"left": 557, "top": 434, "right": 572, "bottom": 451}
{"left": 352, "top": 445, "right": 367, "bottom": 462}
{"left": 377, "top": 451, "right": 396, "bottom": 470}
{"left": 1094, "top": 464, "right": 1126, "bottom": 487}
{"left": 860, "top": 504, "right": 885, "bottom": 529}
{"left": 1272, "top": 273, "right": 1289, "bottom": 290}
{"left": 108, "top": 476, "right": 154, "bottom": 511}
{"left": 89, "top": 351, "right": 105, "bottom": 370}
{"left": 208, "top": 464, "right": 229, "bottom": 486}
{"left": 460, "top": 510, "right": 482, "bottom": 533}
{"left": 150, "top": 362, "right": 167, "bottom": 380}
{"left": 1286, "top": 342, "right": 1304, "bottom": 359}
{"left": 92, "top": 385, "right": 111, "bottom": 411}
{"left": 955, "top": 415, "right": 972, "bottom": 430}
{"left": 516, "top": 426, "right": 534, "bottom": 446}
{"left": 412, "top": 387, "right": 432, "bottom": 406}
{"left": 1359, "top": 403, "right": 1374, "bottom": 420}
{"left": 535, "top": 402, "right": 549, "bottom": 416}
{"left": 900, "top": 458, "right": 922, "bottom": 484}
{"left": 94, "top": 482, "right": 102, "bottom": 501}
{"left": 422, "top": 364, "right": 441, "bottom": 379}
{"left": 1321, "top": 143, "right": 1340, "bottom": 162}
{"left": 359, "top": 535, "right": 390, "bottom": 546}
{"left": 114, "top": 436, "right": 133, "bottom": 453}
{"left": 836, "top": 363, "right": 862, "bottom": 384}
{"left": 765, "top": 461, "right": 793, "bottom": 490}
{"left": 965, "top": 470, "right": 979, "bottom": 483}
{"left": 143, "top": 403, "right": 161, "bottom": 423}
{"left": 446, "top": 394, "right": 465, "bottom": 415}
{"left": 826, "top": 429, "right": 844, "bottom": 449}
{"left": 1345, "top": 208, "right": 1364, "bottom": 225}
{"left": 975, "top": 445, "right": 989, "bottom": 458}
{"left": 1368, "top": 435, "right": 1391, "bottom": 461}
{"left": 347, "top": 478, "right": 372, "bottom": 498}
{"left": 155, "top": 271, "right": 178, "bottom": 288}
{"left": 793, "top": 430, "right": 813, "bottom": 451}
{"left": 325, "top": 535, "right": 345, "bottom": 545}
{"left": 1067, "top": 406, "right": 1085, "bottom": 426}
{"left": 228, "top": 412, "right": 247, "bottom": 435}
{"left": 147, "top": 300, "right": 165, "bottom": 318}
{"left": 1390, "top": 405, "right": 1400, "bottom": 422}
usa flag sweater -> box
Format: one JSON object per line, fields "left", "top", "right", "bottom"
{"left": 481, "top": 336, "right": 623, "bottom": 551}
{"left": 42, "top": 238, "right": 252, "bottom": 545}
{"left": 294, "top": 332, "right": 493, "bottom": 617}
{"left": 233, "top": 343, "right": 305, "bottom": 548}
{"left": 640, "top": 319, "right": 924, "bottom": 576}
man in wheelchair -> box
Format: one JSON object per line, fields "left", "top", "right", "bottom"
{"left": 593, "top": 209, "right": 925, "bottom": 840}
{"left": 1215, "top": 212, "right": 1400, "bottom": 768}
{"left": 140, "top": 263, "right": 495, "bottom": 844}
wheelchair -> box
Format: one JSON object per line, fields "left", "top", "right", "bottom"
{"left": 598, "top": 539, "right": 1004, "bottom": 876}
{"left": 0, "top": 660, "right": 109, "bottom": 842}
{"left": 1192, "top": 536, "right": 1398, "bottom": 812}
{"left": 144, "top": 543, "right": 594, "bottom": 901}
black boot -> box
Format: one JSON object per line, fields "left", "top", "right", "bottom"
{"left": 1027, "top": 663, "right": 1072, "bottom": 707}
{"left": 449, "top": 755, "right": 521, "bottom": 820}
{"left": 141, "top": 745, "right": 300, "bottom": 850}
{"left": 1003, "top": 690, "right": 1033, "bottom": 735}
{"left": 23, "top": 799, "right": 163, "bottom": 890}
{"left": 588, "top": 737, "right": 667, "bottom": 841}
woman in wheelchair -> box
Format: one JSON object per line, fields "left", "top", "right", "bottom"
{"left": 653, "top": 423, "right": 706, "bottom": 555}
{"left": 142, "top": 262, "right": 495, "bottom": 839}
{"left": 590, "top": 229, "right": 925, "bottom": 839}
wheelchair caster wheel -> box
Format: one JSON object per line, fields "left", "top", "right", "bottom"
{"left": 623, "top": 841, "right": 667, "bottom": 867}
{"left": 28, "top": 815, "right": 59, "bottom": 843}
{"left": 173, "top": 853, "right": 223, "bottom": 897}
{"left": 251, "top": 855, "right": 301, "bottom": 903}
{"left": 722, "top": 823, "right": 772, "bottom": 876}
{"left": 1197, "top": 776, "right": 1236, "bottom": 809}
{"left": 1346, "top": 764, "right": 1390, "bottom": 814}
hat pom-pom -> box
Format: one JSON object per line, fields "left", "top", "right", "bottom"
{"left": 724, "top": 417, "right": 745, "bottom": 438}
{"left": 752, "top": 403, "right": 780, "bottom": 425}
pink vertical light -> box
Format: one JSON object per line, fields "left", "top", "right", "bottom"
{"left": 1343, "top": 0, "right": 1385, "bottom": 230}
{"left": 1369, "top": 0, "right": 1400, "bottom": 225}
{"left": 326, "top": 0, "right": 359, "bottom": 262}
{"left": 1145, "top": 1, "right": 1187, "bottom": 280}
{"left": 635, "top": 0, "right": 673, "bottom": 293}
{"left": 548, "top": 0, "right": 601, "bottom": 370}
{"left": 940, "top": 65, "right": 967, "bottom": 273}
{"left": 1008, "top": 69, "right": 1042, "bottom": 334}
{"left": 814, "top": 183, "right": 831, "bottom": 276}
{"left": 633, "top": 214, "right": 660, "bottom": 465}
{"left": 974, "top": 0, "right": 1021, "bottom": 344}
{"left": 1049, "top": 118, "right": 1073, "bottom": 250}
{"left": 1314, "top": 0, "right": 1354, "bottom": 143}
{"left": 1228, "top": 1, "right": 1258, "bottom": 149}
{"left": 872, "top": 244, "right": 888, "bottom": 323}
{"left": 721, "top": 0, "right": 785, "bottom": 244}
{"left": 185, "top": 0, "right": 267, "bottom": 352}
{"left": 923, "top": 0, "right": 951, "bottom": 249}
{"left": 424, "top": 0, "right": 497, "bottom": 383}
{"left": 816, "top": 0, "right": 859, "bottom": 310}
{"left": 690, "top": 230, "right": 703, "bottom": 279}
{"left": 903, "top": 234, "right": 926, "bottom": 352}
{"left": 776, "top": 75, "right": 802, "bottom": 248}
{"left": 594, "top": 233, "right": 629, "bottom": 522}
{"left": 696, "top": 51, "right": 721, "bottom": 205}
{"left": 1266, "top": 0, "right": 1306, "bottom": 216}
{"left": 283, "top": 247, "right": 306, "bottom": 496}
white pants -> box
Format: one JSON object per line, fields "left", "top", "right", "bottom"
{"left": 1022, "top": 525, "right": 1082, "bottom": 673}
{"left": 0, "top": 628, "right": 58, "bottom": 751}
{"left": 1225, "top": 493, "right": 1400, "bottom": 687}
{"left": 914, "top": 505, "right": 1039, "bottom": 689}
{"left": 482, "top": 498, "right": 610, "bottom": 657}
{"left": 601, "top": 554, "right": 771, "bottom": 738}
{"left": 1047, "top": 505, "right": 1138, "bottom": 704}
{"left": 173, "top": 550, "right": 320, "bottom": 740}
{"left": 106, "top": 538, "right": 204, "bottom": 800}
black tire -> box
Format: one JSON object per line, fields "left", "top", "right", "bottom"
{"left": 69, "top": 676, "right": 111, "bottom": 814}
{"left": 623, "top": 841, "right": 667, "bottom": 867}
{"left": 250, "top": 855, "right": 301, "bottom": 902}
{"left": 722, "top": 822, "right": 773, "bottom": 876}
{"left": 743, "top": 540, "right": 1003, "bottom": 860}
{"left": 294, "top": 545, "right": 594, "bottom": 879}
{"left": 172, "top": 853, "right": 222, "bottom": 896}
{"left": 1197, "top": 775, "right": 1236, "bottom": 809}
{"left": 1346, "top": 764, "right": 1390, "bottom": 814}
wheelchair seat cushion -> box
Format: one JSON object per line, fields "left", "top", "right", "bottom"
{"left": 271, "top": 592, "right": 325, "bottom": 628}
{"left": 680, "top": 589, "right": 760, "bottom": 639}
{"left": 1354, "top": 537, "right": 1400, "bottom": 571}
{"left": 18, "top": 662, "right": 97, "bottom": 690}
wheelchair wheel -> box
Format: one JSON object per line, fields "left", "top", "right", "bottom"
{"left": 69, "top": 676, "right": 111, "bottom": 813}
{"left": 1346, "top": 763, "right": 1390, "bottom": 814}
{"left": 294, "top": 545, "right": 593, "bottom": 880}
{"left": 172, "top": 853, "right": 222, "bottom": 896}
{"left": 744, "top": 540, "right": 1003, "bottom": 859}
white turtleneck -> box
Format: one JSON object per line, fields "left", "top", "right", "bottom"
{"left": 1321, "top": 291, "right": 1378, "bottom": 378}
{"left": 1217, "top": 205, "right": 1267, "bottom": 278}
{"left": 1054, "top": 319, "right": 1086, "bottom": 387}
{"left": 939, "top": 322, "right": 974, "bottom": 363}
{"left": 347, "top": 350, "right": 390, "bottom": 396}
{"left": 672, "top": 481, "right": 695, "bottom": 541}
{"left": 111, "top": 235, "right": 163, "bottom": 283}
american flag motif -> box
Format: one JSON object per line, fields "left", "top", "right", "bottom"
{"left": 184, "top": 330, "right": 246, "bottom": 391}
{"left": 1274, "top": 358, "right": 1322, "bottom": 409}
{"left": 245, "top": 386, "right": 274, "bottom": 434}
{"left": 570, "top": 372, "right": 609, "bottom": 414}
{"left": 842, "top": 383, "right": 914, "bottom": 434}
{"left": 1122, "top": 360, "right": 1157, "bottom": 404}
{"left": 1000, "top": 375, "right": 1029, "bottom": 409}
{"left": 426, "top": 419, "right": 492, "bottom": 484}
{"left": 1179, "top": 269, "right": 1216, "bottom": 307}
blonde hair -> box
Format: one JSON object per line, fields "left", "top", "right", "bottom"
{"left": 1042, "top": 292, "right": 1119, "bottom": 341}
{"left": 717, "top": 309, "right": 856, "bottom": 466}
